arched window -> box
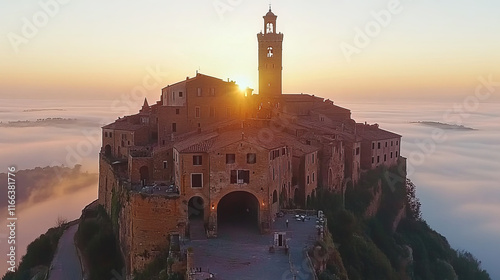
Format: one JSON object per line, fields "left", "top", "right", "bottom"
{"left": 267, "top": 46, "right": 273, "bottom": 58}
{"left": 273, "top": 190, "right": 278, "bottom": 203}
{"left": 266, "top": 22, "right": 274, "bottom": 33}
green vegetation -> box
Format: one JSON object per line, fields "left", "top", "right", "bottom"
{"left": 133, "top": 249, "right": 184, "bottom": 280}
{"left": 76, "top": 205, "right": 123, "bottom": 280}
{"left": 311, "top": 165, "right": 491, "bottom": 280}
{"left": 111, "top": 188, "right": 121, "bottom": 231}
{"left": 2, "top": 224, "right": 67, "bottom": 280}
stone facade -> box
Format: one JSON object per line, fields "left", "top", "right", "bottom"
{"left": 96, "top": 7, "right": 403, "bottom": 275}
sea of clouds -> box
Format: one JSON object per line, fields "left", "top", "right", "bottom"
{"left": 0, "top": 99, "right": 498, "bottom": 278}
{"left": 345, "top": 101, "right": 500, "bottom": 279}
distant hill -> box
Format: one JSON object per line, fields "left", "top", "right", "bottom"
{"left": 411, "top": 121, "right": 475, "bottom": 130}
{"left": 0, "top": 165, "right": 97, "bottom": 214}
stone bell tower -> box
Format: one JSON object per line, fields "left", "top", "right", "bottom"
{"left": 257, "top": 6, "right": 284, "bottom": 98}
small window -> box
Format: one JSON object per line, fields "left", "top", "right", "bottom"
{"left": 176, "top": 109, "right": 180, "bottom": 115}
{"left": 179, "top": 92, "right": 183, "bottom": 97}
{"left": 397, "top": 140, "right": 399, "bottom": 145}
{"left": 239, "top": 170, "right": 249, "bottom": 184}
{"left": 377, "top": 156, "right": 380, "bottom": 163}
{"left": 226, "top": 154, "right": 235, "bottom": 164}
{"left": 172, "top": 123, "right": 177, "bottom": 132}
{"left": 163, "top": 161, "right": 168, "bottom": 169}
{"left": 104, "top": 132, "right": 108, "bottom": 137}
{"left": 378, "top": 142, "right": 381, "bottom": 149}
{"left": 391, "top": 141, "right": 394, "bottom": 146}
{"left": 247, "top": 153, "right": 257, "bottom": 164}
{"left": 191, "top": 174, "right": 202, "bottom": 188}
{"left": 230, "top": 170, "right": 249, "bottom": 184}
{"left": 109, "top": 132, "right": 112, "bottom": 137}
{"left": 372, "top": 157, "right": 374, "bottom": 164}
{"left": 391, "top": 152, "right": 393, "bottom": 158}
{"left": 384, "top": 154, "right": 387, "bottom": 161}
{"left": 312, "top": 153, "right": 315, "bottom": 163}
{"left": 306, "top": 140, "right": 311, "bottom": 145}
{"left": 396, "top": 151, "right": 398, "bottom": 157}
{"left": 312, "top": 172, "right": 315, "bottom": 182}
{"left": 195, "top": 107, "right": 201, "bottom": 118}
{"left": 197, "top": 88, "right": 202, "bottom": 97}
{"left": 356, "top": 147, "right": 360, "bottom": 155}
{"left": 307, "top": 175, "right": 310, "bottom": 184}
{"left": 385, "top": 142, "right": 388, "bottom": 148}
{"left": 372, "top": 142, "right": 375, "bottom": 149}
{"left": 193, "top": 155, "right": 202, "bottom": 166}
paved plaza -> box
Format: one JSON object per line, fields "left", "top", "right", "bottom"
{"left": 184, "top": 214, "right": 319, "bottom": 280}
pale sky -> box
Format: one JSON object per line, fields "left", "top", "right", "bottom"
{"left": 1, "top": 0, "right": 499, "bottom": 102}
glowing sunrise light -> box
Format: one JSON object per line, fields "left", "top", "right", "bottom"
{"left": 234, "top": 76, "right": 254, "bottom": 92}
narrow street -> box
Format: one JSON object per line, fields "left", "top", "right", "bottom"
{"left": 48, "top": 224, "right": 83, "bottom": 280}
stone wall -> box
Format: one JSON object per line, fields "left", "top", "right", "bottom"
{"left": 119, "top": 192, "right": 185, "bottom": 273}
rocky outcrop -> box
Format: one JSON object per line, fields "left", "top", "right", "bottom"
{"left": 364, "top": 180, "right": 382, "bottom": 219}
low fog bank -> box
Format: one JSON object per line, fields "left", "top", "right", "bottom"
{"left": 0, "top": 118, "right": 102, "bottom": 128}
{"left": 345, "top": 101, "right": 500, "bottom": 279}
{"left": 0, "top": 100, "right": 124, "bottom": 172}
{"left": 0, "top": 165, "right": 97, "bottom": 214}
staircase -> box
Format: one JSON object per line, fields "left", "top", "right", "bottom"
{"left": 189, "top": 219, "right": 207, "bottom": 241}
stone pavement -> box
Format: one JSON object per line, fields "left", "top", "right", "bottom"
{"left": 183, "top": 214, "right": 318, "bottom": 280}
{"left": 48, "top": 224, "right": 83, "bottom": 280}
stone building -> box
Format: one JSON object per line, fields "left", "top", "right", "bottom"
{"left": 357, "top": 123, "right": 402, "bottom": 170}
{"left": 97, "top": 7, "right": 403, "bottom": 274}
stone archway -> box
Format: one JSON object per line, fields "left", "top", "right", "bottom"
{"left": 217, "top": 191, "right": 260, "bottom": 233}
{"left": 104, "top": 145, "right": 112, "bottom": 157}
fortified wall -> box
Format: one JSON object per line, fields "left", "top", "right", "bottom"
{"left": 99, "top": 154, "right": 185, "bottom": 273}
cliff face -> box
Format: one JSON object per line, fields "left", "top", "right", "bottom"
{"left": 99, "top": 155, "right": 186, "bottom": 274}
{"left": 309, "top": 165, "right": 491, "bottom": 280}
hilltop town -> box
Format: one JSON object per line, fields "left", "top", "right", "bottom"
{"left": 97, "top": 7, "right": 403, "bottom": 275}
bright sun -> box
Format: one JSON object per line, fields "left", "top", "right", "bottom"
{"left": 234, "top": 77, "right": 253, "bottom": 92}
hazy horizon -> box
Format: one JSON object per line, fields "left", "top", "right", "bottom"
{"left": 1, "top": 1, "right": 500, "bottom": 102}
